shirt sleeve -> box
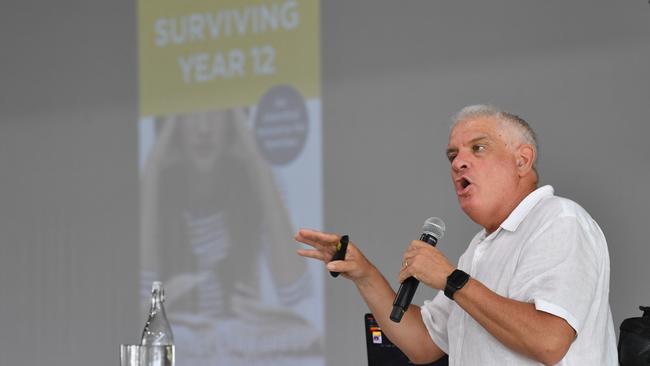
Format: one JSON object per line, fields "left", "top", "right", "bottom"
{"left": 420, "top": 238, "right": 481, "bottom": 353}
{"left": 508, "top": 215, "right": 605, "bottom": 334}
{"left": 420, "top": 247, "right": 477, "bottom": 354}
{"left": 421, "top": 291, "right": 452, "bottom": 354}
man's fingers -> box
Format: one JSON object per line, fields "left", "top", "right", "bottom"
{"left": 326, "top": 260, "right": 355, "bottom": 274}
{"left": 409, "top": 239, "right": 431, "bottom": 250}
{"left": 398, "top": 266, "right": 413, "bottom": 283}
{"left": 402, "top": 251, "right": 416, "bottom": 267}
{"left": 295, "top": 228, "right": 339, "bottom": 248}
{"left": 296, "top": 248, "right": 328, "bottom": 261}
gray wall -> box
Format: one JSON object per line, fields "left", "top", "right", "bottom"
{"left": 1, "top": 1, "right": 648, "bottom": 365}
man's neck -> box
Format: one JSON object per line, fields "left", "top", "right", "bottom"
{"left": 483, "top": 182, "right": 538, "bottom": 234}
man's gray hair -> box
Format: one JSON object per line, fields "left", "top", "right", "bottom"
{"left": 452, "top": 104, "right": 539, "bottom": 169}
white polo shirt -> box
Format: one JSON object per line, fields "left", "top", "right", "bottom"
{"left": 421, "top": 185, "right": 617, "bottom": 365}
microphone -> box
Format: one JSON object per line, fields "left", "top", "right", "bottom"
{"left": 390, "top": 217, "right": 445, "bottom": 323}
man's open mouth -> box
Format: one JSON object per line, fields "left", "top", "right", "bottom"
{"left": 460, "top": 177, "right": 471, "bottom": 189}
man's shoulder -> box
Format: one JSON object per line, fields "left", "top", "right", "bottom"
{"left": 532, "top": 192, "right": 592, "bottom": 222}
{"left": 528, "top": 193, "right": 606, "bottom": 250}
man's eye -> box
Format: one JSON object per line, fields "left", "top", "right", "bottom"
{"left": 472, "top": 145, "right": 486, "bottom": 153}
{"left": 447, "top": 153, "right": 456, "bottom": 162}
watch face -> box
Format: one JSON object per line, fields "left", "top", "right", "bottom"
{"left": 445, "top": 270, "right": 469, "bottom": 300}
{"left": 449, "top": 270, "right": 466, "bottom": 287}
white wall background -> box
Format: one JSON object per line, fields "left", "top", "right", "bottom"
{"left": 0, "top": 1, "right": 648, "bottom": 365}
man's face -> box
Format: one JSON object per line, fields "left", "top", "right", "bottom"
{"left": 446, "top": 117, "right": 520, "bottom": 229}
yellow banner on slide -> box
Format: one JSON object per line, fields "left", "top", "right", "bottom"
{"left": 138, "top": 0, "right": 320, "bottom": 117}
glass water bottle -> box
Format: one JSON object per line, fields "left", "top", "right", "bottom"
{"left": 141, "top": 281, "right": 174, "bottom": 346}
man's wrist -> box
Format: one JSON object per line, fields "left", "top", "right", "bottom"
{"left": 444, "top": 269, "right": 470, "bottom": 300}
{"left": 354, "top": 264, "right": 382, "bottom": 289}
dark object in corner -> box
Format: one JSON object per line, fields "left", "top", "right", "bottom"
{"left": 619, "top": 306, "right": 650, "bottom": 365}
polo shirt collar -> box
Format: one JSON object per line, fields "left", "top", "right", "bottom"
{"left": 499, "top": 185, "right": 554, "bottom": 232}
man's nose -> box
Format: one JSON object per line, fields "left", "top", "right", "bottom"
{"left": 451, "top": 153, "right": 469, "bottom": 172}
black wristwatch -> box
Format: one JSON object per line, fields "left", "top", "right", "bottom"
{"left": 444, "top": 269, "right": 470, "bottom": 300}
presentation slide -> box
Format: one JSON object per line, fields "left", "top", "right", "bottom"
{"left": 137, "top": 1, "right": 323, "bottom": 365}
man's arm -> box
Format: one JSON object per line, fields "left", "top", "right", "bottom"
{"left": 335, "top": 262, "right": 445, "bottom": 364}
{"left": 400, "top": 240, "right": 575, "bottom": 365}
{"left": 295, "top": 229, "right": 445, "bottom": 364}
{"left": 454, "top": 278, "right": 575, "bottom": 365}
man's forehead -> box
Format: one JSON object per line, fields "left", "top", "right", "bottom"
{"left": 448, "top": 118, "right": 501, "bottom": 146}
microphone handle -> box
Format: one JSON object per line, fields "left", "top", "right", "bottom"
{"left": 389, "top": 233, "right": 438, "bottom": 323}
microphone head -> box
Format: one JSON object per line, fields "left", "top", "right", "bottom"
{"left": 422, "top": 217, "right": 445, "bottom": 240}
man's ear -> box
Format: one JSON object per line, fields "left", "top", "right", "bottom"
{"left": 516, "top": 144, "right": 536, "bottom": 176}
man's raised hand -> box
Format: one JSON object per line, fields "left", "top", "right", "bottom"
{"left": 295, "top": 228, "right": 376, "bottom": 283}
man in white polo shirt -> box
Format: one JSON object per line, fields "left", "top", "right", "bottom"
{"left": 295, "top": 105, "right": 617, "bottom": 365}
